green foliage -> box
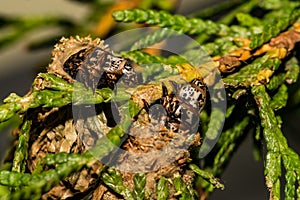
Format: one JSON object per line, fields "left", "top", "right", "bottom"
{"left": 236, "top": 13, "right": 262, "bottom": 27}
{"left": 102, "top": 168, "right": 134, "bottom": 199}
{"left": 132, "top": 173, "right": 146, "bottom": 200}
{"left": 250, "top": 4, "right": 300, "bottom": 48}
{"left": 1, "top": 152, "right": 94, "bottom": 199}
{"left": 224, "top": 55, "right": 281, "bottom": 87}
{"left": 0, "top": 73, "right": 113, "bottom": 123}
{"left": 130, "top": 28, "right": 180, "bottom": 51}
{"left": 113, "top": 9, "right": 232, "bottom": 36}
{"left": 0, "top": 0, "right": 300, "bottom": 199}
{"left": 157, "top": 177, "right": 169, "bottom": 200}
{"left": 252, "top": 85, "right": 300, "bottom": 200}
{"left": 173, "top": 173, "right": 193, "bottom": 200}
{"left": 189, "top": 164, "right": 224, "bottom": 190}
{"left": 12, "top": 120, "right": 31, "bottom": 173}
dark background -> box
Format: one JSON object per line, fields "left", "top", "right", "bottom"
{"left": 0, "top": 1, "right": 299, "bottom": 199}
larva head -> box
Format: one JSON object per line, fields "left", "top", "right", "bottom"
{"left": 178, "top": 78, "right": 206, "bottom": 111}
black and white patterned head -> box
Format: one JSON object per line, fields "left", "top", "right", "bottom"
{"left": 178, "top": 78, "right": 206, "bottom": 110}
{"left": 104, "top": 54, "right": 125, "bottom": 73}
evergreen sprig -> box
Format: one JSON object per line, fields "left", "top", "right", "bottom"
{"left": 132, "top": 173, "right": 146, "bottom": 200}
{"left": 249, "top": 5, "right": 300, "bottom": 49}
{"left": 11, "top": 120, "right": 31, "bottom": 173}
{"left": 0, "top": 73, "right": 113, "bottom": 123}
{"left": 252, "top": 85, "right": 300, "bottom": 200}
{"left": 1, "top": 0, "right": 300, "bottom": 199}
{"left": 189, "top": 164, "right": 224, "bottom": 190}
{"left": 113, "top": 9, "right": 232, "bottom": 36}
{"left": 285, "top": 56, "right": 300, "bottom": 84}
{"left": 2, "top": 152, "right": 93, "bottom": 199}
{"left": 157, "top": 177, "right": 169, "bottom": 200}
{"left": 130, "top": 28, "right": 180, "bottom": 51}
{"left": 223, "top": 55, "right": 281, "bottom": 87}
{"left": 102, "top": 168, "right": 134, "bottom": 199}
{"left": 173, "top": 173, "right": 193, "bottom": 200}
